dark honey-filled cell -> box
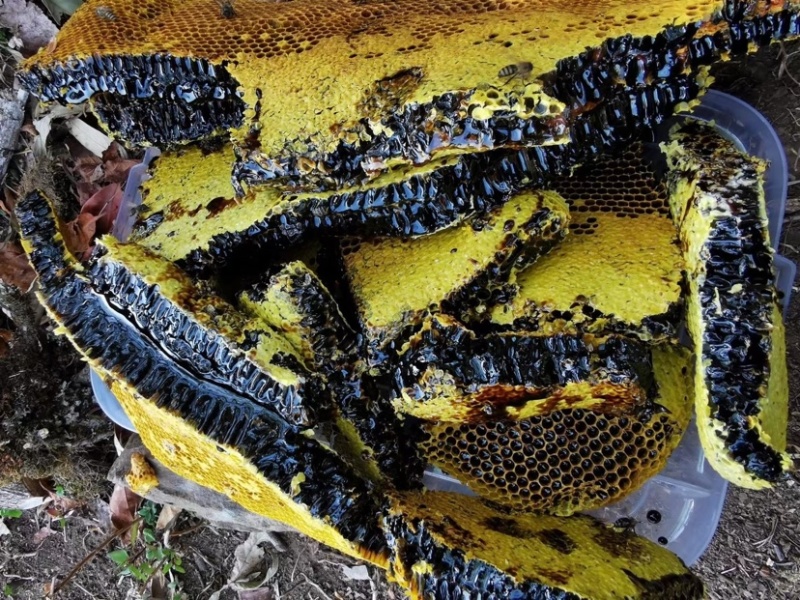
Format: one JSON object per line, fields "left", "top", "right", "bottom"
{"left": 663, "top": 122, "right": 790, "bottom": 489}
{"left": 418, "top": 344, "right": 693, "bottom": 515}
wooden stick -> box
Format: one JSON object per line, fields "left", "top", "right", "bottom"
{"left": 0, "top": 88, "right": 27, "bottom": 187}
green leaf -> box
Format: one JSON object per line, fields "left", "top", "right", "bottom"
{"left": 142, "top": 527, "right": 156, "bottom": 544}
{"left": 138, "top": 501, "right": 160, "bottom": 527}
{"left": 108, "top": 549, "right": 130, "bottom": 566}
{"left": 172, "top": 564, "right": 185, "bottom": 574}
{"left": 0, "top": 508, "right": 22, "bottom": 518}
{"left": 127, "top": 565, "right": 145, "bottom": 581}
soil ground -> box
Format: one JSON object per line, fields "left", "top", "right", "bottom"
{"left": 1, "top": 42, "right": 800, "bottom": 600}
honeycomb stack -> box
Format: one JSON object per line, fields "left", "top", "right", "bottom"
{"left": 14, "top": 1, "right": 799, "bottom": 598}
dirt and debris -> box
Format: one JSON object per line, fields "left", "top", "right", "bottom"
{"left": 0, "top": 5, "right": 798, "bottom": 600}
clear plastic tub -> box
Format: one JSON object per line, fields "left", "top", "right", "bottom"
{"left": 91, "top": 90, "right": 794, "bottom": 566}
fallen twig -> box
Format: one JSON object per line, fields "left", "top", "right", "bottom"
{"left": 299, "top": 574, "right": 334, "bottom": 600}
{"left": 752, "top": 518, "right": 779, "bottom": 549}
{"left": 169, "top": 522, "right": 206, "bottom": 539}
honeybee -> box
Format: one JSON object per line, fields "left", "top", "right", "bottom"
{"left": 613, "top": 517, "right": 638, "bottom": 534}
{"left": 497, "top": 61, "right": 533, "bottom": 83}
{"left": 95, "top": 6, "right": 116, "bottom": 20}
{"left": 217, "top": 0, "right": 236, "bottom": 18}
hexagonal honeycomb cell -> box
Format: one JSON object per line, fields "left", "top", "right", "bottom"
{"left": 419, "top": 344, "right": 693, "bottom": 515}
{"left": 490, "top": 144, "right": 684, "bottom": 340}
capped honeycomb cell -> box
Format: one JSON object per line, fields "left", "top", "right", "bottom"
{"left": 391, "top": 315, "right": 655, "bottom": 422}
{"left": 663, "top": 122, "right": 790, "bottom": 489}
{"left": 490, "top": 145, "right": 684, "bottom": 340}
{"left": 341, "top": 190, "right": 569, "bottom": 357}
{"left": 419, "top": 344, "right": 693, "bottom": 515}
{"left": 132, "top": 144, "right": 281, "bottom": 262}
{"left": 386, "top": 490, "right": 704, "bottom": 599}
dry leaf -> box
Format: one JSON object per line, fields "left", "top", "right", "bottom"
{"left": 155, "top": 505, "right": 182, "bottom": 531}
{"left": 0, "top": 241, "right": 36, "bottom": 291}
{"left": 81, "top": 183, "right": 122, "bottom": 233}
{"left": 32, "top": 525, "right": 55, "bottom": 544}
{"left": 148, "top": 572, "right": 168, "bottom": 600}
{"left": 209, "top": 533, "right": 282, "bottom": 600}
{"left": 230, "top": 532, "right": 272, "bottom": 585}
{"left": 65, "top": 118, "right": 113, "bottom": 157}
{"left": 32, "top": 104, "right": 79, "bottom": 156}
{"left": 340, "top": 564, "right": 371, "bottom": 581}
{"left": 73, "top": 155, "right": 103, "bottom": 184}
{"left": 0, "top": 330, "right": 12, "bottom": 359}
{"left": 239, "top": 589, "right": 274, "bottom": 600}
{"left": 21, "top": 477, "right": 51, "bottom": 497}
{"left": 109, "top": 484, "right": 141, "bottom": 542}
{"left": 0, "top": 520, "right": 10, "bottom": 537}
{"left": 61, "top": 212, "right": 101, "bottom": 257}
{"left": 2, "top": 186, "right": 18, "bottom": 215}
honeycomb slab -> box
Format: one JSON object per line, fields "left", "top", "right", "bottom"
{"left": 663, "top": 122, "right": 790, "bottom": 489}
{"left": 386, "top": 491, "right": 703, "bottom": 599}
{"left": 391, "top": 315, "right": 655, "bottom": 422}
{"left": 343, "top": 190, "right": 569, "bottom": 355}
{"left": 490, "top": 146, "right": 684, "bottom": 340}
{"left": 419, "top": 344, "right": 693, "bottom": 515}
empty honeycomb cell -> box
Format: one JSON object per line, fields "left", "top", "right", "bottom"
{"left": 342, "top": 190, "right": 569, "bottom": 357}
{"left": 490, "top": 144, "right": 685, "bottom": 341}
{"left": 419, "top": 343, "right": 693, "bottom": 515}
{"left": 663, "top": 122, "right": 791, "bottom": 489}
